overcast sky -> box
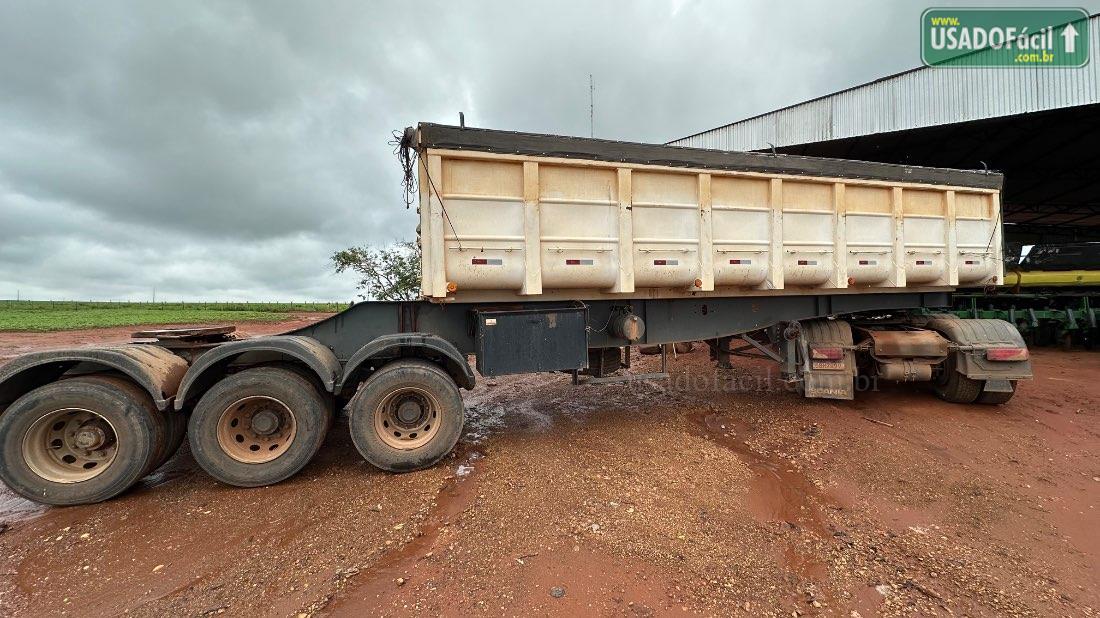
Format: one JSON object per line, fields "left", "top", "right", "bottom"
{"left": 2, "top": 0, "right": 1096, "bottom": 301}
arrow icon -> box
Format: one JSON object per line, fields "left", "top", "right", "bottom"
{"left": 1062, "top": 22, "right": 1079, "bottom": 54}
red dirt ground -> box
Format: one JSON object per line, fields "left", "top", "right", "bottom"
{"left": 0, "top": 319, "right": 1097, "bottom": 617}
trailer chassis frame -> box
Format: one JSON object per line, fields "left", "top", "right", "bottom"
{"left": 288, "top": 291, "right": 953, "bottom": 378}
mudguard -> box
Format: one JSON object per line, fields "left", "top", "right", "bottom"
{"left": 0, "top": 345, "right": 187, "bottom": 412}
{"left": 798, "top": 319, "right": 856, "bottom": 400}
{"left": 340, "top": 333, "right": 475, "bottom": 391}
{"left": 174, "top": 336, "right": 341, "bottom": 411}
{"left": 926, "top": 317, "right": 1033, "bottom": 380}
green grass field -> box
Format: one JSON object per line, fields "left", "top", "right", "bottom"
{"left": 0, "top": 301, "right": 346, "bottom": 332}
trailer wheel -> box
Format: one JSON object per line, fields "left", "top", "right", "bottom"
{"left": 0, "top": 376, "right": 161, "bottom": 506}
{"left": 348, "top": 359, "right": 464, "bottom": 473}
{"left": 152, "top": 410, "right": 187, "bottom": 471}
{"left": 95, "top": 378, "right": 175, "bottom": 480}
{"left": 188, "top": 367, "right": 329, "bottom": 488}
{"left": 932, "top": 354, "right": 982, "bottom": 404}
{"left": 976, "top": 381, "right": 1017, "bottom": 405}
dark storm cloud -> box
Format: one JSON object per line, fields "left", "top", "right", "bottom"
{"left": 4, "top": 0, "right": 1083, "bottom": 300}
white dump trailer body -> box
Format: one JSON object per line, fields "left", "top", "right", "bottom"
{"left": 413, "top": 124, "right": 1004, "bottom": 302}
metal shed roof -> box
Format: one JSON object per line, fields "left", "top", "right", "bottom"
{"left": 670, "top": 14, "right": 1100, "bottom": 152}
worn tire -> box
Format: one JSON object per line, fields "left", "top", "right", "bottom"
{"left": 105, "top": 378, "right": 172, "bottom": 479}
{"left": 0, "top": 376, "right": 161, "bottom": 506}
{"left": 153, "top": 410, "right": 187, "bottom": 470}
{"left": 976, "top": 381, "right": 1017, "bottom": 405}
{"left": 933, "top": 354, "right": 983, "bottom": 404}
{"left": 188, "top": 367, "right": 329, "bottom": 488}
{"left": 348, "top": 360, "right": 464, "bottom": 473}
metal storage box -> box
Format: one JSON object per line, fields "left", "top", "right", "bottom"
{"left": 474, "top": 307, "right": 588, "bottom": 377}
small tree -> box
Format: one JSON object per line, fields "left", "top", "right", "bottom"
{"left": 332, "top": 240, "right": 421, "bottom": 301}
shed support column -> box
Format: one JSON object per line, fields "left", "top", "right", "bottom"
{"left": 831, "top": 183, "right": 848, "bottom": 289}
{"left": 890, "top": 186, "right": 906, "bottom": 288}
{"left": 427, "top": 154, "right": 448, "bottom": 298}
{"left": 767, "top": 178, "right": 785, "bottom": 290}
{"left": 697, "top": 173, "right": 715, "bottom": 291}
{"left": 612, "top": 168, "right": 635, "bottom": 293}
{"left": 521, "top": 161, "right": 543, "bottom": 295}
{"left": 944, "top": 190, "right": 959, "bottom": 286}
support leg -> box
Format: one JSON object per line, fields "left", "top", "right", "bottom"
{"left": 715, "top": 336, "right": 733, "bottom": 369}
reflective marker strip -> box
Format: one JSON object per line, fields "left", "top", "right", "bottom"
{"left": 858, "top": 259, "right": 878, "bottom": 266}
{"left": 915, "top": 259, "right": 932, "bottom": 266}
{"left": 810, "top": 346, "right": 844, "bottom": 360}
{"left": 797, "top": 260, "right": 818, "bottom": 266}
{"left": 964, "top": 260, "right": 979, "bottom": 265}
{"left": 986, "top": 347, "right": 1029, "bottom": 361}
{"left": 471, "top": 258, "right": 503, "bottom": 265}
{"left": 729, "top": 259, "right": 752, "bottom": 265}
{"left": 565, "top": 258, "right": 595, "bottom": 265}
{"left": 653, "top": 259, "right": 679, "bottom": 266}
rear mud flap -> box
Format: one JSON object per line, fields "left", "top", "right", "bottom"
{"left": 798, "top": 319, "right": 856, "bottom": 400}
{"left": 983, "top": 378, "right": 1014, "bottom": 393}
{"left": 803, "top": 371, "right": 855, "bottom": 400}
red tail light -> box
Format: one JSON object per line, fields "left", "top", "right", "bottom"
{"left": 986, "top": 347, "right": 1029, "bottom": 361}
{"left": 810, "top": 346, "right": 844, "bottom": 360}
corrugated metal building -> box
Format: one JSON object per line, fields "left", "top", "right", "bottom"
{"left": 670, "top": 13, "right": 1100, "bottom": 241}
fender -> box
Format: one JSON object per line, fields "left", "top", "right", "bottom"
{"left": 797, "top": 319, "right": 856, "bottom": 401}
{"left": 340, "top": 333, "right": 475, "bottom": 391}
{"left": 0, "top": 345, "right": 187, "bottom": 412}
{"left": 926, "top": 317, "right": 1033, "bottom": 380}
{"left": 174, "top": 335, "right": 341, "bottom": 411}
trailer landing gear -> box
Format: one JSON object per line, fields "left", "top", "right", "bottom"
{"left": 348, "top": 359, "right": 464, "bottom": 473}
{"left": 188, "top": 367, "right": 330, "bottom": 488}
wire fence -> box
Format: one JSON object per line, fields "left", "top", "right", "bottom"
{"left": 0, "top": 300, "right": 349, "bottom": 313}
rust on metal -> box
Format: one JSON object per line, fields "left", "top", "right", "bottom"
{"left": 216, "top": 395, "right": 297, "bottom": 464}
{"left": 132, "top": 326, "right": 236, "bottom": 339}
{"left": 0, "top": 345, "right": 188, "bottom": 412}
{"left": 132, "top": 326, "right": 238, "bottom": 363}
{"left": 862, "top": 329, "right": 949, "bottom": 359}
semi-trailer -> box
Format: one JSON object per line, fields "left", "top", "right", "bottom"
{"left": 0, "top": 123, "right": 1033, "bottom": 506}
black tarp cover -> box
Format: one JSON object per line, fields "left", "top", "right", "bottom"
{"left": 415, "top": 123, "right": 1004, "bottom": 191}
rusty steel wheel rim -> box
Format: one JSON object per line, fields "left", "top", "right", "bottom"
{"left": 216, "top": 396, "right": 297, "bottom": 464}
{"left": 22, "top": 408, "right": 119, "bottom": 483}
{"left": 374, "top": 386, "right": 441, "bottom": 450}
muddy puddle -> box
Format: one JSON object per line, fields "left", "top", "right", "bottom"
{"left": 318, "top": 449, "right": 484, "bottom": 615}
{"left": 0, "top": 488, "right": 47, "bottom": 525}
{"left": 688, "top": 410, "right": 834, "bottom": 585}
